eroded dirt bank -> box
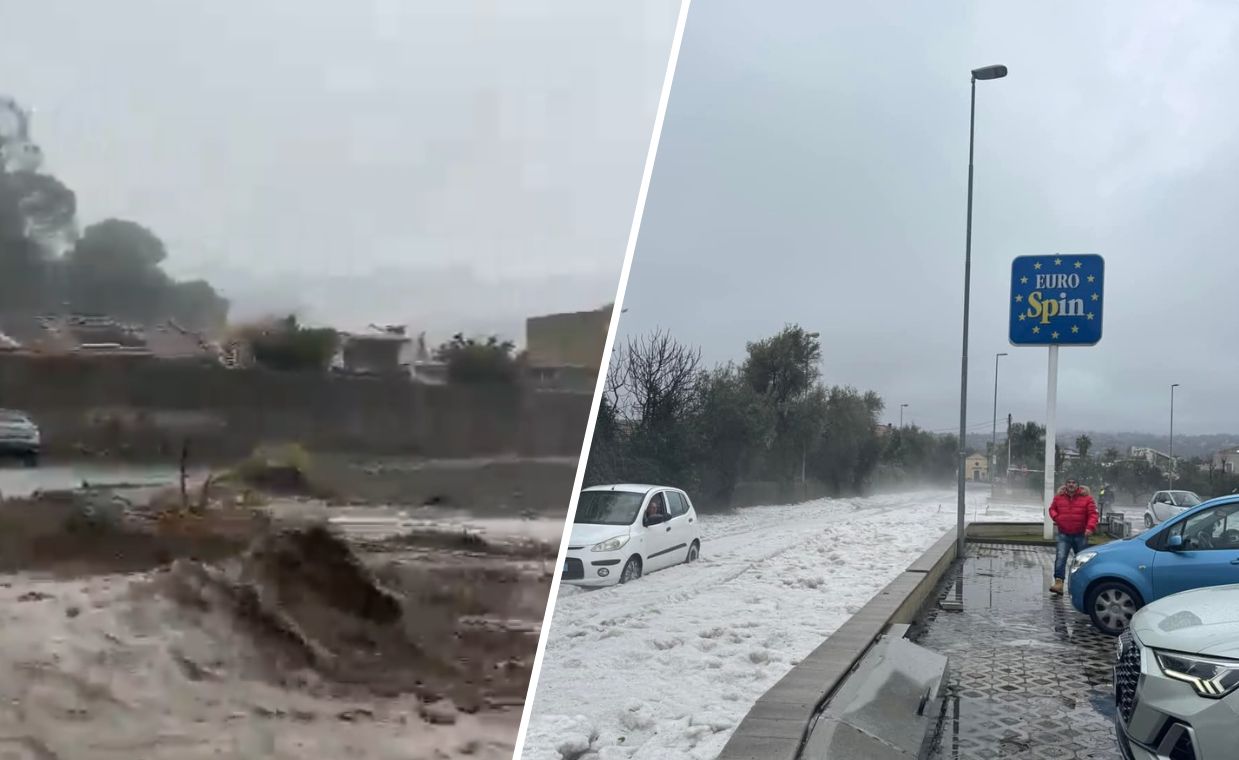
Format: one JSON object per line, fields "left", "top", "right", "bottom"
{"left": 0, "top": 490, "right": 554, "bottom": 759}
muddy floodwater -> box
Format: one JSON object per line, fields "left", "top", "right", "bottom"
{"left": 0, "top": 466, "right": 557, "bottom": 759}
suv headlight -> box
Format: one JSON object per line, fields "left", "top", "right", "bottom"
{"left": 1070, "top": 551, "right": 1097, "bottom": 573}
{"left": 591, "top": 535, "right": 630, "bottom": 552}
{"left": 1154, "top": 650, "right": 1239, "bottom": 698}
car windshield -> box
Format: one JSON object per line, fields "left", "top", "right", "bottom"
{"left": 575, "top": 491, "right": 644, "bottom": 526}
{"left": 1172, "top": 491, "right": 1202, "bottom": 507}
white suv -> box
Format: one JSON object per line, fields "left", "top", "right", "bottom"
{"left": 561, "top": 484, "right": 701, "bottom": 587}
{"left": 1115, "top": 584, "right": 1239, "bottom": 759}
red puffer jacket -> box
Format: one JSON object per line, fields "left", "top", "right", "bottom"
{"left": 1049, "top": 486, "right": 1099, "bottom": 536}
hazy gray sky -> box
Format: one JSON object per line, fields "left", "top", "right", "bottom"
{"left": 621, "top": 1, "right": 1239, "bottom": 435}
{"left": 1, "top": 0, "right": 679, "bottom": 339}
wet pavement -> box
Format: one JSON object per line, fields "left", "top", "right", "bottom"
{"left": 917, "top": 544, "right": 1122, "bottom": 760}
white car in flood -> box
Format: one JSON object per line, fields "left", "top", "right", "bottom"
{"left": 561, "top": 484, "right": 701, "bottom": 587}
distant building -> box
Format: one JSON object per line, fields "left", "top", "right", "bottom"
{"left": 966, "top": 453, "right": 989, "bottom": 482}
{"left": 1213, "top": 447, "right": 1239, "bottom": 474}
{"left": 524, "top": 304, "right": 612, "bottom": 391}
{"left": 0, "top": 315, "right": 217, "bottom": 363}
{"left": 1130, "top": 446, "right": 1172, "bottom": 467}
{"left": 526, "top": 305, "right": 611, "bottom": 370}
{"left": 335, "top": 325, "right": 412, "bottom": 375}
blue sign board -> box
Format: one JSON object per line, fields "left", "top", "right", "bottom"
{"left": 1009, "top": 254, "right": 1104, "bottom": 346}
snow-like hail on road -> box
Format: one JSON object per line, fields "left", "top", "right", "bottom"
{"left": 520, "top": 490, "right": 1044, "bottom": 760}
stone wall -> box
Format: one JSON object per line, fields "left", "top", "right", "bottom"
{"left": 0, "top": 355, "right": 591, "bottom": 460}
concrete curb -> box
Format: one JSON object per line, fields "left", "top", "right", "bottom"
{"left": 716, "top": 528, "right": 961, "bottom": 760}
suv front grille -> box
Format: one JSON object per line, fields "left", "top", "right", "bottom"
{"left": 1115, "top": 630, "right": 1142, "bottom": 724}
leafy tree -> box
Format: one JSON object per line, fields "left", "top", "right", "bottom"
{"left": 1109, "top": 458, "right": 1165, "bottom": 503}
{"left": 0, "top": 96, "right": 228, "bottom": 330}
{"left": 246, "top": 315, "right": 339, "bottom": 372}
{"left": 743, "top": 325, "right": 823, "bottom": 482}
{"left": 694, "top": 364, "right": 775, "bottom": 504}
{"left": 811, "top": 386, "right": 883, "bottom": 492}
{"left": 742, "top": 324, "right": 821, "bottom": 404}
{"left": 1075, "top": 434, "right": 1093, "bottom": 460}
{"left": 1102, "top": 447, "right": 1121, "bottom": 464}
{"left": 433, "top": 333, "right": 519, "bottom": 384}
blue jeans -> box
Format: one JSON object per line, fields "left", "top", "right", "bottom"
{"left": 1054, "top": 533, "right": 1089, "bottom": 580}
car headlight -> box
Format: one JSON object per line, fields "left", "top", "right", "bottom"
{"left": 1070, "top": 551, "right": 1097, "bottom": 573}
{"left": 1154, "top": 650, "right": 1239, "bottom": 698}
{"left": 591, "top": 535, "right": 630, "bottom": 552}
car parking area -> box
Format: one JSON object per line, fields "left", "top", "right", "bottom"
{"left": 916, "top": 543, "right": 1122, "bottom": 760}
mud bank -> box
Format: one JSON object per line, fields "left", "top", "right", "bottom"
{"left": 0, "top": 494, "right": 551, "bottom": 759}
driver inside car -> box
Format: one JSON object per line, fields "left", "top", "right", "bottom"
{"left": 646, "top": 494, "right": 667, "bottom": 522}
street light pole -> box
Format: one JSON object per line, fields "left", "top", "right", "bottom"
{"left": 956, "top": 64, "right": 1008, "bottom": 559}
{"left": 991, "top": 352, "right": 1008, "bottom": 484}
{"left": 1169, "top": 383, "right": 1180, "bottom": 489}
{"left": 900, "top": 403, "right": 909, "bottom": 428}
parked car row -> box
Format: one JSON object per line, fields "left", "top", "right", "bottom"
{"left": 1067, "top": 492, "right": 1239, "bottom": 759}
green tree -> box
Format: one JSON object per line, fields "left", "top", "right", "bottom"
{"left": 1075, "top": 434, "right": 1093, "bottom": 460}
{"left": 695, "top": 364, "right": 775, "bottom": 504}
{"left": 742, "top": 324, "right": 821, "bottom": 404}
{"left": 743, "top": 325, "right": 823, "bottom": 482}
{"left": 1008, "top": 421, "right": 1046, "bottom": 469}
{"left": 433, "top": 333, "right": 519, "bottom": 384}
{"left": 247, "top": 315, "right": 340, "bottom": 372}
{"left": 1, "top": 96, "right": 229, "bottom": 330}
{"left": 1102, "top": 447, "right": 1121, "bottom": 464}
{"left": 811, "top": 386, "right": 884, "bottom": 492}
{"left": 1110, "top": 459, "right": 1164, "bottom": 503}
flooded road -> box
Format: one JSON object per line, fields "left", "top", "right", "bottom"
{"left": 0, "top": 462, "right": 184, "bottom": 498}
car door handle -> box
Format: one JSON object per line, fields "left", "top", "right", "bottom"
{"left": 666, "top": 526, "right": 672, "bottom": 532}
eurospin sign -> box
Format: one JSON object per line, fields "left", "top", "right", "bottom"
{"left": 1009, "top": 254, "right": 1104, "bottom": 346}
{"left": 1009, "top": 253, "right": 1105, "bottom": 538}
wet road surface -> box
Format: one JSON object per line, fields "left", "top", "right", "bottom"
{"left": 918, "top": 544, "right": 1122, "bottom": 760}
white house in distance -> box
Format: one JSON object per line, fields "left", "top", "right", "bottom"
{"left": 1213, "top": 447, "right": 1239, "bottom": 474}
{"left": 1130, "top": 446, "right": 1173, "bottom": 468}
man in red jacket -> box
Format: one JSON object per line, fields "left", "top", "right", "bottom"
{"left": 1048, "top": 477, "right": 1098, "bottom": 595}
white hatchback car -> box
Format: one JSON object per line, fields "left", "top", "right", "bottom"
{"left": 562, "top": 484, "right": 701, "bottom": 587}
{"left": 1144, "top": 490, "right": 1203, "bottom": 529}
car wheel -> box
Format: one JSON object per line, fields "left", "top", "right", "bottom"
{"left": 22, "top": 452, "right": 38, "bottom": 468}
{"left": 1143, "top": 513, "right": 1154, "bottom": 529}
{"left": 619, "top": 556, "right": 642, "bottom": 584}
{"left": 1086, "top": 580, "right": 1143, "bottom": 636}
{"left": 686, "top": 541, "right": 700, "bottom": 563}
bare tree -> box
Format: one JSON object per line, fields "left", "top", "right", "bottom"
{"left": 619, "top": 330, "right": 702, "bottom": 428}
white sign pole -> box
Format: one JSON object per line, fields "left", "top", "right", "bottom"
{"left": 1043, "top": 345, "right": 1059, "bottom": 539}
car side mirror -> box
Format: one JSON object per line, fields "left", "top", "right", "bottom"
{"left": 1167, "top": 534, "right": 1184, "bottom": 550}
{"left": 644, "top": 514, "right": 665, "bottom": 527}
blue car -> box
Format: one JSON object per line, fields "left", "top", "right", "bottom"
{"left": 1069, "top": 494, "right": 1239, "bottom": 635}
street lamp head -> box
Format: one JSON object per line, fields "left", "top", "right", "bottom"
{"left": 971, "top": 65, "right": 1008, "bottom": 81}
{"left": 997, "top": 352, "right": 1008, "bottom": 358}
{"left": 1172, "top": 383, "right": 1181, "bottom": 389}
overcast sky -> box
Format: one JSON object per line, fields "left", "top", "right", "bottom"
{"left": 620, "top": 0, "right": 1239, "bottom": 436}
{"left": 0, "top": 0, "right": 679, "bottom": 340}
